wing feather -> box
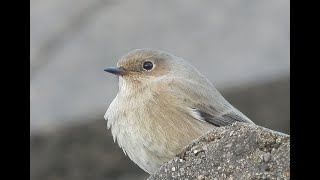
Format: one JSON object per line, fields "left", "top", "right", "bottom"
{"left": 156, "top": 77, "right": 254, "bottom": 126}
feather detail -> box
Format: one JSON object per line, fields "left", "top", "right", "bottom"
{"left": 157, "top": 77, "right": 254, "bottom": 127}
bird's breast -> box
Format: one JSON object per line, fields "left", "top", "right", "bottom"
{"left": 106, "top": 83, "right": 213, "bottom": 173}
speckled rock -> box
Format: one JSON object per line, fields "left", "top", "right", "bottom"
{"left": 148, "top": 122, "right": 290, "bottom": 180}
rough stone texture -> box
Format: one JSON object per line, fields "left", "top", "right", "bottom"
{"left": 148, "top": 123, "right": 290, "bottom": 180}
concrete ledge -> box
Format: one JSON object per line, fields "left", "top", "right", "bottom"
{"left": 148, "top": 122, "right": 290, "bottom": 180}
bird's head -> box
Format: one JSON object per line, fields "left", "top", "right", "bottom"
{"left": 104, "top": 49, "right": 209, "bottom": 92}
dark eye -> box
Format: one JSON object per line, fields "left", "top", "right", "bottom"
{"left": 142, "top": 61, "right": 154, "bottom": 71}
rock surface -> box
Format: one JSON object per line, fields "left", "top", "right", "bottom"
{"left": 148, "top": 123, "right": 290, "bottom": 180}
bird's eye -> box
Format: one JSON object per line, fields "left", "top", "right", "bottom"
{"left": 142, "top": 61, "right": 154, "bottom": 71}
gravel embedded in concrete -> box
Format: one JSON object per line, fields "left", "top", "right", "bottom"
{"left": 148, "top": 122, "right": 290, "bottom": 180}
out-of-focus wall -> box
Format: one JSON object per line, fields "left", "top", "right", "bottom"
{"left": 30, "top": 0, "right": 289, "bottom": 133}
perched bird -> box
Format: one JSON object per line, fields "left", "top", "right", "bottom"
{"left": 104, "top": 49, "right": 254, "bottom": 174}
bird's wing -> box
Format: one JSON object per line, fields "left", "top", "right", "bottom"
{"left": 156, "top": 78, "right": 254, "bottom": 127}
{"left": 189, "top": 104, "right": 252, "bottom": 127}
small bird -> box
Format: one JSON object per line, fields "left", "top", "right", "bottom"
{"left": 104, "top": 49, "right": 254, "bottom": 174}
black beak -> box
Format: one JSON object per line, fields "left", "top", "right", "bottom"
{"left": 104, "top": 67, "right": 125, "bottom": 75}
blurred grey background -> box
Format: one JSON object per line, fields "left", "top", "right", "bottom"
{"left": 30, "top": 0, "right": 289, "bottom": 180}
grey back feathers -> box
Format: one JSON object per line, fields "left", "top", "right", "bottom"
{"left": 157, "top": 76, "right": 254, "bottom": 127}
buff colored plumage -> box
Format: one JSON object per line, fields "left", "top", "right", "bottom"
{"left": 104, "top": 49, "right": 254, "bottom": 174}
